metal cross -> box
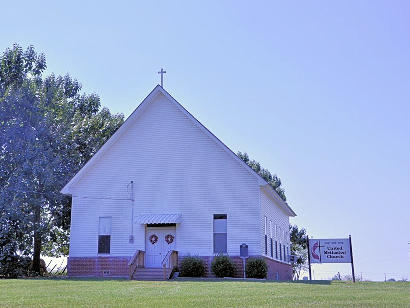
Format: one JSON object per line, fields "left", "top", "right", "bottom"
{"left": 158, "top": 68, "right": 166, "bottom": 87}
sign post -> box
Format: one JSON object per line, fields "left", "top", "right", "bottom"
{"left": 240, "top": 243, "right": 249, "bottom": 279}
{"left": 349, "top": 235, "right": 355, "bottom": 282}
{"left": 306, "top": 235, "right": 312, "bottom": 280}
{"left": 308, "top": 236, "right": 355, "bottom": 282}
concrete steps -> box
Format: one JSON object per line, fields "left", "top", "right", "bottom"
{"left": 132, "top": 268, "right": 172, "bottom": 281}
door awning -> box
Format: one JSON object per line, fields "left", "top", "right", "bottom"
{"left": 135, "top": 214, "right": 182, "bottom": 224}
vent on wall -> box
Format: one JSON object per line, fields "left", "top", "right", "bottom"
{"left": 103, "top": 270, "right": 110, "bottom": 276}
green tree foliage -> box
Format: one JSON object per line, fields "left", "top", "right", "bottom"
{"left": 0, "top": 44, "right": 124, "bottom": 275}
{"left": 289, "top": 224, "right": 308, "bottom": 280}
{"left": 237, "top": 152, "right": 286, "bottom": 201}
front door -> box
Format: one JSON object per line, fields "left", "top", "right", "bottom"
{"left": 145, "top": 227, "right": 176, "bottom": 268}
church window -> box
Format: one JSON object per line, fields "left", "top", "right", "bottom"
{"left": 98, "top": 217, "right": 111, "bottom": 254}
{"left": 269, "top": 220, "right": 273, "bottom": 258}
{"left": 279, "top": 243, "right": 282, "bottom": 260}
{"left": 264, "top": 216, "right": 268, "bottom": 255}
{"left": 213, "top": 214, "right": 227, "bottom": 253}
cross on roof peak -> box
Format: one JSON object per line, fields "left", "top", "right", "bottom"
{"left": 158, "top": 68, "right": 166, "bottom": 88}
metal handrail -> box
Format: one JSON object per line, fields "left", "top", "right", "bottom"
{"left": 161, "top": 250, "right": 173, "bottom": 268}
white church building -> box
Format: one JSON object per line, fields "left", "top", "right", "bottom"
{"left": 61, "top": 85, "right": 296, "bottom": 280}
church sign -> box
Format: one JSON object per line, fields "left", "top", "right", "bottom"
{"left": 309, "top": 238, "right": 351, "bottom": 263}
{"left": 306, "top": 235, "right": 356, "bottom": 282}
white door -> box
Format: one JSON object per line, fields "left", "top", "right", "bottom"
{"left": 145, "top": 227, "right": 176, "bottom": 268}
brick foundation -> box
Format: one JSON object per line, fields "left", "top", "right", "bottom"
{"left": 67, "top": 257, "right": 130, "bottom": 278}
{"left": 68, "top": 255, "right": 292, "bottom": 280}
{"left": 263, "top": 257, "right": 292, "bottom": 280}
{"left": 178, "top": 255, "right": 292, "bottom": 280}
{"left": 178, "top": 256, "right": 245, "bottom": 278}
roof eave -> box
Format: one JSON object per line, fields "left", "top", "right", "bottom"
{"left": 60, "top": 187, "right": 71, "bottom": 195}
{"left": 261, "top": 184, "right": 297, "bottom": 217}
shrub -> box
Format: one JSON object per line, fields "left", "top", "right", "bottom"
{"left": 211, "top": 255, "right": 235, "bottom": 278}
{"left": 245, "top": 258, "right": 267, "bottom": 279}
{"left": 0, "top": 255, "right": 32, "bottom": 278}
{"left": 179, "top": 257, "right": 205, "bottom": 277}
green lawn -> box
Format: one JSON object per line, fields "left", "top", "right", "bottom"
{"left": 0, "top": 279, "right": 409, "bottom": 307}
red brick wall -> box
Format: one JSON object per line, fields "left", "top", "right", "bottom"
{"left": 178, "top": 256, "right": 243, "bottom": 278}
{"left": 68, "top": 255, "right": 292, "bottom": 280}
{"left": 263, "top": 257, "right": 292, "bottom": 280}
{"left": 178, "top": 255, "right": 292, "bottom": 280}
{"left": 67, "top": 257, "right": 129, "bottom": 278}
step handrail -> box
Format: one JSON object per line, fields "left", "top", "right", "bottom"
{"left": 161, "top": 250, "right": 173, "bottom": 268}
{"left": 129, "top": 250, "right": 145, "bottom": 279}
{"left": 161, "top": 250, "right": 178, "bottom": 280}
{"left": 128, "top": 249, "right": 140, "bottom": 267}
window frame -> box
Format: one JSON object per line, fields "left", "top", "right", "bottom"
{"left": 98, "top": 235, "right": 111, "bottom": 254}
{"left": 286, "top": 246, "right": 289, "bottom": 263}
{"left": 264, "top": 216, "right": 268, "bottom": 255}
{"left": 98, "top": 216, "right": 112, "bottom": 255}
{"left": 213, "top": 214, "right": 227, "bottom": 254}
{"left": 279, "top": 243, "right": 282, "bottom": 260}
{"left": 269, "top": 220, "right": 273, "bottom": 257}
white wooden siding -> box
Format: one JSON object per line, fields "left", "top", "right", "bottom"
{"left": 68, "top": 91, "right": 262, "bottom": 257}
{"left": 260, "top": 188, "right": 290, "bottom": 261}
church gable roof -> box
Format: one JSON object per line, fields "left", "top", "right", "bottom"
{"left": 61, "top": 85, "right": 296, "bottom": 217}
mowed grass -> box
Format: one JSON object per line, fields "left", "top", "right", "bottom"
{"left": 0, "top": 279, "right": 409, "bottom": 307}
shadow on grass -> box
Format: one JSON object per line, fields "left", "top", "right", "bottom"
{"left": 173, "top": 278, "right": 332, "bottom": 285}
{"left": 286, "top": 280, "right": 332, "bottom": 285}
{"left": 23, "top": 276, "right": 331, "bottom": 285}
{"left": 19, "top": 277, "right": 128, "bottom": 282}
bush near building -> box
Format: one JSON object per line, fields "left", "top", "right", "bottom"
{"left": 179, "top": 257, "right": 205, "bottom": 277}
{"left": 211, "top": 255, "right": 236, "bottom": 278}
{"left": 245, "top": 258, "right": 267, "bottom": 279}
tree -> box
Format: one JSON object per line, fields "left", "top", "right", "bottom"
{"left": 289, "top": 224, "right": 308, "bottom": 280}
{"left": 237, "top": 152, "right": 286, "bottom": 201}
{"left": 0, "top": 44, "right": 124, "bottom": 275}
{"left": 38, "top": 74, "right": 123, "bottom": 256}
{"left": 0, "top": 84, "right": 69, "bottom": 274}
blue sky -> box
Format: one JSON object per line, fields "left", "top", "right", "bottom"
{"left": 2, "top": 1, "right": 409, "bottom": 280}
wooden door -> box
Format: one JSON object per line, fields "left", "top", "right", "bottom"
{"left": 145, "top": 227, "right": 176, "bottom": 268}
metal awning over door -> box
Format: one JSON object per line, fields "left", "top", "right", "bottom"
{"left": 134, "top": 214, "right": 182, "bottom": 224}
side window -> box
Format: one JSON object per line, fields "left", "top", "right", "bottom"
{"left": 213, "top": 214, "right": 227, "bottom": 254}
{"left": 98, "top": 217, "right": 111, "bottom": 254}
{"left": 279, "top": 243, "right": 282, "bottom": 261}
{"left": 275, "top": 241, "right": 278, "bottom": 259}
{"left": 264, "top": 216, "right": 268, "bottom": 255}
{"left": 286, "top": 246, "right": 289, "bottom": 263}
{"left": 269, "top": 220, "right": 273, "bottom": 258}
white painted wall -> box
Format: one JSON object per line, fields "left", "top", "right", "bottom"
{"left": 260, "top": 188, "right": 290, "bottom": 262}
{"left": 68, "top": 91, "right": 263, "bottom": 258}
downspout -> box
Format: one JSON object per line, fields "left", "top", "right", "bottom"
{"left": 129, "top": 181, "right": 135, "bottom": 243}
